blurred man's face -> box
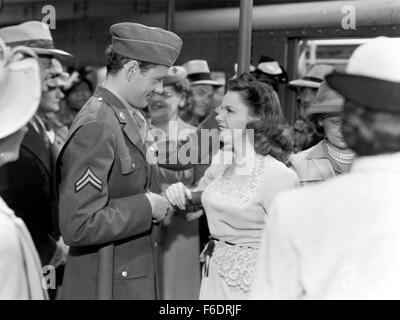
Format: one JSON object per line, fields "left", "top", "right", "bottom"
{"left": 212, "top": 86, "right": 225, "bottom": 110}
{"left": 191, "top": 84, "right": 213, "bottom": 117}
{"left": 66, "top": 81, "right": 92, "bottom": 111}
{"left": 38, "top": 57, "right": 65, "bottom": 114}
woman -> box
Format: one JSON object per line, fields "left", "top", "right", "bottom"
{"left": 0, "top": 39, "right": 47, "bottom": 299}
{"left": 148, "top": 66, "right": 202, "bottom": 300}
{"left": 165, "top": 73, "right": 298, "bottom": 299}
{"left": 251, "top": 37, "right": 400, "bottom": 299}
{"left": 289, "top": 80, "right": 355, "bottom": 185}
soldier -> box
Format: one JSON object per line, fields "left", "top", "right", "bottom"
{"left": 56, "top": 22, "right": 182, "bottom": 299}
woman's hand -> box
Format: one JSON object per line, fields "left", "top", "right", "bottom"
{"left": 164, "top": 182, "right": 192, "bottom": 210}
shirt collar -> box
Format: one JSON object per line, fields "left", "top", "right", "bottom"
{"left": 306, "top": 140, "right": 330, "bottom": 160}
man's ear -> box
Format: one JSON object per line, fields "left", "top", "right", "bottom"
{"left": 124, "top": 60, "right": 140, "bottom": 81}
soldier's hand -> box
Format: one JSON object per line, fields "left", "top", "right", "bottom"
{"left": 145, "top": 192, "right": 172, "bottom": 222}
{"left": 164, "top": 182, "right": 192, "bottom": 210}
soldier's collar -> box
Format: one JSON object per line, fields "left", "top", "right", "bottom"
{"left": 93, "top": 85, "right": 129, "bottom": 124}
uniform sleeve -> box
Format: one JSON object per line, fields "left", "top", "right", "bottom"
{"left": 157, "top": 110, "right": 220, "bottom": 171}
{"left": 251, "top": 195, "right": 304, "bottom": 300}
{"left": 58, "top": 121, "right": 153, "bottom": 247}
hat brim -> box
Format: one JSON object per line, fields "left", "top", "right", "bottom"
{"left": 33, "top": 47, "right": 73, "bottom": 58}
{"left": 326, "top": 73, "right": 400, "bottom": 114}
{"left": 305, "top": 100, "right": 343, "bottom": 119}
{"left": 191, "top": 80, "right": 223, "bottom": 87}
{"left": 0, "top": 58, "right": 41, "bottom": 139}
{"left": 289, "top": 79, "right": 321, "bottom": 89}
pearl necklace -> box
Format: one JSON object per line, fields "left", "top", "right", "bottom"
{"left": 326, "top": 143, "right": 355, "bottom": 165}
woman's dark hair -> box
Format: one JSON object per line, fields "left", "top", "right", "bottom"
{"left": 228, "top": 73, "right": 293, "bottom": 163}
{"left": 105, "top": 45, "right": 157, "bottom": 75}
{"left": 342, "top": 100, "right": 400, "bottom": 156}
{"left": 64, "top": 77, "right": 93, "bottom": 97}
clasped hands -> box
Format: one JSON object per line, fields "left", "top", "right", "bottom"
{"left": 147, "top": 182, "right": 193, "bottom": 222}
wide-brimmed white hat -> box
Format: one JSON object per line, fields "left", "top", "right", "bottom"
{"left": 290, "top": 64, "right": 336, "bottom": 89}
{"left": 182, "top": 59, "right": 222, "bottom": 87}
{"left": 0, "top": 21, "right": 72, "bottom": 58}
{"left": 327, "top": 37, "right": 400, "bottom": 114}
{"left": 0, "top": 38, "right": 41, "bottom": 139}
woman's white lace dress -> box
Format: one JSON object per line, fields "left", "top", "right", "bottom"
{"left": 198, "top": 152, "right": 298, "bottom": 299}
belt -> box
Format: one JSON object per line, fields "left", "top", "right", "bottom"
{"left": 200, "top": 237, "right": 236, "bottom": 277}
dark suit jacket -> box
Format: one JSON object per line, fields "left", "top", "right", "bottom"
{"left": 0, "top": 122, "right": 58, "bottom": 265}
{"left": 56, "top": 86, "right": 161, "bottom": 300}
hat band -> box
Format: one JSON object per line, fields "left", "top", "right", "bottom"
{"left": 5, "top": 39, "right": 55, "bottom": 50}
{"left": 187, "top": 73, "right": 212, "bottom": 82}
{"left": 303, "top": 76, "right": 323, "bottom": 83}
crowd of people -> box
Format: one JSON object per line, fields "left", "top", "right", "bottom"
{"left": 1, "top": 19, "right": 400, "bottom": 300}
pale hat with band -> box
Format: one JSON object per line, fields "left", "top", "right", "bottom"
{"left": 290, "top": 64, "right": 336, "bottom": 89}
{"left": 0, "top": 21, "right": 72, "bottom": 58}
{"left": 326, "top": 37, "right": 400, "bottom": 115}
{"left": 163, "top": 66, "right": 187, "bottom": 86}
{"left": 110, "top": 22, "right": 182, "bottom": 67}
{"left": 0, "top": 38, "right": 41, "bottom": 139}
{"left": 305, "top": 80, "right": 344, "bottom": 122}
{"left": 182, "top": 59, "right": 222, "bottom": 87}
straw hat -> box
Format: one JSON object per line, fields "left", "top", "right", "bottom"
{"left": 182, "top": 60, "right": 222, "bottom": 86}
{"left": 0, "top": 38, "right": 41, "bottom": 139}
{"left": 0, "top": 21, "right": 72, "bottom": 58}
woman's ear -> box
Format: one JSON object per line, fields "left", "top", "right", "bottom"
{"left": 178, "top": 98, "right": 185, "bottom": 108}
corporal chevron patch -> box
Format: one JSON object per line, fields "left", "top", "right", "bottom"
{"left": 75, "top": 168, "right": 103, "bottom": 192}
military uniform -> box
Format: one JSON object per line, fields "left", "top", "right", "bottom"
{"left": 57, "top": 86, "right": 161, "bottom": 299}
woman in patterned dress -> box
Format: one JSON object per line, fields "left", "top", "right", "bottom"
{"left": 164, "top": 73, "right": 299, "bottom": 299}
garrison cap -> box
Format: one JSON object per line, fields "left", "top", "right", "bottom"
{"left": 110, "top": 22, "right": 182, "bottom": 67}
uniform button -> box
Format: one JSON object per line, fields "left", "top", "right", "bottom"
{"left": 121, "top": 271, "right": 128, "bottom": 277}
{"left": 154, "top": 242, "right": 158, "bottom": 248}
{"left": 119, "top": 112, "right": 125, "bottom": 120}
{"left": 132, "top": 163, "right": 135, "bottom": 169}
{"left": 97, "top": 97, "right": 103, "bottom": 102}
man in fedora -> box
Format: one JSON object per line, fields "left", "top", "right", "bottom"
{"left": 250, "top": 55, "right": 288, "bottom": 92}
{"left": 252, "top": 37, "right": 400, "bottom": 299}
{"left": 182, "top": 59, "right": 223, "bottom": 127}
{"left": 289, "top": 64, "right": 337, "bottom": 152}
{"left": 0, "top": 21, "right": 71, "bottom": 285}
{"left": 56, "top": 22, "right": 183, "bottom": 299}
{"left": 289, "top": 80, "right": 355, "bottom": 185}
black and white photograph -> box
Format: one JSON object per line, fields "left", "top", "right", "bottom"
{"left": 1, "top": 0, "right": 400, "bottom": 307}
